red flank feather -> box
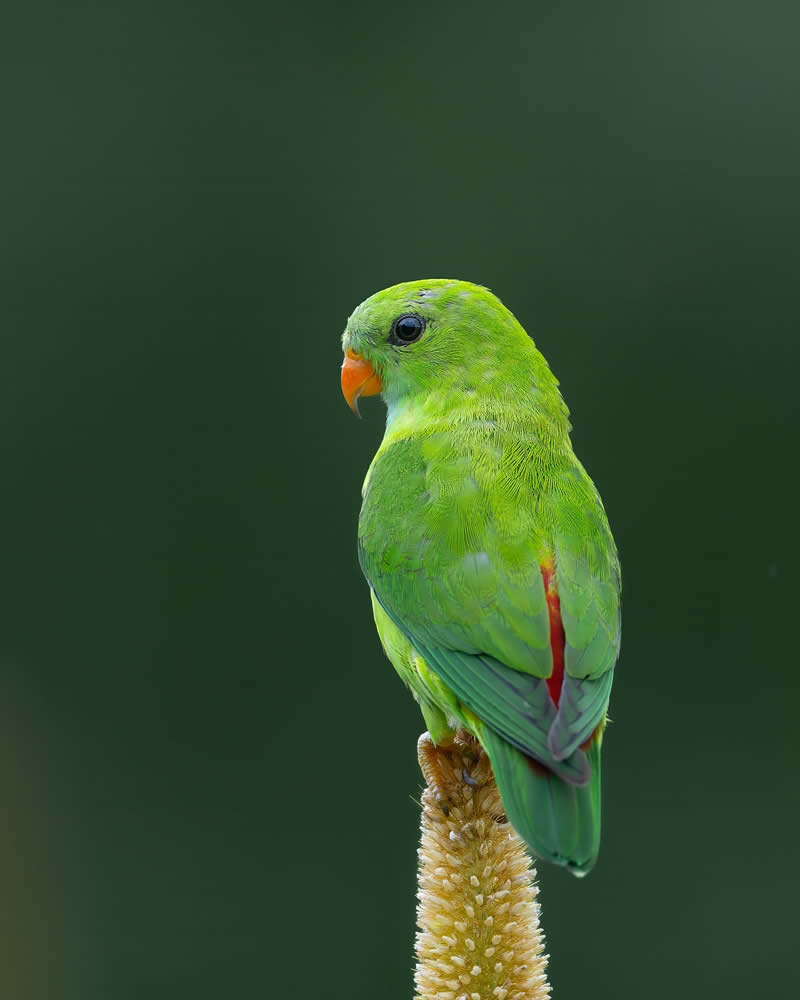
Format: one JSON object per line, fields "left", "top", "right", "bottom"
{"left": 540, "top": 562, "right": 565, "bottom": 707}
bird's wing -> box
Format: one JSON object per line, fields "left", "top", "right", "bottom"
{"left": 373, "top": 591, "right": 592, "bottom": 785}
{"left": 359, "top": 433, "right": 619, "bottom": 776}
{"left": 547, "top": 463, "right": 621, "bottom": 759}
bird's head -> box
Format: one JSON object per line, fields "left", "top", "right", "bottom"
{"left": 340, "top": 279, "right": 566, "bottom": 431}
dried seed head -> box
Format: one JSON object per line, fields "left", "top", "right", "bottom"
{"left": 415, "top": 735, "right": 550, "bottom": 1000}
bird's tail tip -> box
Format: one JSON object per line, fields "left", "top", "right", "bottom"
{"left": 479, "top": 725, "right": 603, "bottom": 875}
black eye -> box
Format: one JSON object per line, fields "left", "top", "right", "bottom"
{"left": 390, "top": 313, "right": 425, "bottom": 345}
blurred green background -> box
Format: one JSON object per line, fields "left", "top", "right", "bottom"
{"left": 1, "top": 1, "right": 798, "bottom": 997}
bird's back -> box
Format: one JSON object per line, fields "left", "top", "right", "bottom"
{"left": 359, "top": 414, "right": 614, "bottom": 670}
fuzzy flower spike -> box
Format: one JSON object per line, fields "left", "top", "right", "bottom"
{"left": 415, "top": 733, "right": 550, "bottom": 1000}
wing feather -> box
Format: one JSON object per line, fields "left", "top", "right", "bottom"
{"left": 359, "top": 432, "right": 621, "bottom": 775}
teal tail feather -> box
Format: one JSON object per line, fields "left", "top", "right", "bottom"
{"left": 478, "top": 725, "right": 602, "bottom": 876}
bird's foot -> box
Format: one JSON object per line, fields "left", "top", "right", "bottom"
{"left": 417, "top": 732, "right": 458, "bottom": 815}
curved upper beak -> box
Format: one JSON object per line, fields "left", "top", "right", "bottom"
{"left": 341, "top": 348, "right": 382, "bottom": 416}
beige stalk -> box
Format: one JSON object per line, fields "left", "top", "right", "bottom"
{"left": 414, "top": 733, "right": 550, "bottom": 1000}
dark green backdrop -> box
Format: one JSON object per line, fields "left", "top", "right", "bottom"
{"left": 2, "top": 2, "right": 797, "bottom": 997}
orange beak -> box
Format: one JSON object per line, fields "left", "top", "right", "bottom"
{"left": 341, "top": 348, "right": 382, "bottom": 416}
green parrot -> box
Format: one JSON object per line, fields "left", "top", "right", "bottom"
{"left": 341, "top": 279, "right": 620, "bottom": 875}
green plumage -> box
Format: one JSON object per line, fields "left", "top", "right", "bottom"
{"left": 343, "top": 279, "right": 621, "bottom": 875}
